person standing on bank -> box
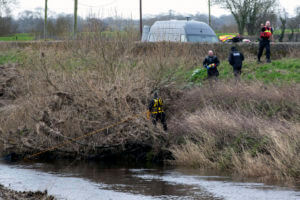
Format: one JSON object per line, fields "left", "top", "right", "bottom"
{"left": 203, "top": 50, "right": 220, "bottom": 80}
{"left": 228, "top": 46, "right": 244, "bottom": 80}
{"left": 258, "top": 21, "right": 274, "bottom": 63}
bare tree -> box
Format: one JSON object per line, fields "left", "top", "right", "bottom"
{"left": 278, "top": 10, "right": 287, "bottom": 42}
{"left": 214, "top": 0, "right": 249, "bottom": 34}
{"left": 288, "top": 7, "right": 300, "bottom": 42}
{"left": 0, "top": 16, "right": 16, "bottom": 36}
{"left": 246, "top": 0, "right": 277, "bottom": 35}
{"left": 287, "top": 18, "right": 298, "bottom": 41}
{"left": 0, "top": 0, "right": 17, "bottom": 16}
{"left": 214, "top": 0, "right": 278, "bottom": 35}
{"left": 0, "top": 0, "right": 18, "bottom": 36}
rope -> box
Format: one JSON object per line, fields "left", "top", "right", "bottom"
{"left": 24, "top": 111, "right": 146, "bottom": 161}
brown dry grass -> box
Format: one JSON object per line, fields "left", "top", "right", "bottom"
{"left": 169, "top": 81, "right": 300, "bottom": 183}
{"left": 0, "top": 33, "right": 170, "bottom": 161}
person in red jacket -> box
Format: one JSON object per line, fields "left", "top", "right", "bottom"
{"left": 258, "top": 21, "right": 274, "bottom": 63}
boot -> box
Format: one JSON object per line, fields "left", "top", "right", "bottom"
{"left": 163, "top": 124, "right": 168, "bottom": 131}
{"left": 267, "top": 59, "right": 271, "bottom": 63}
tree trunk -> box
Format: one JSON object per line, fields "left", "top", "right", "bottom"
{"left": 246, "top": 22, "right": 256, "bottom": 35}
{"left": 288, "top": 29, "right": 294, "bottom": 41}
{"left": 279, "top": 17, "right": 286, "bottom": 42}
{"left": 238, "top": 21, "right": 245, "bottom": 35}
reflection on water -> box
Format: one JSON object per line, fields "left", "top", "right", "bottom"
{"left": 0, "top": 160, "right": 299, "bottom": 200}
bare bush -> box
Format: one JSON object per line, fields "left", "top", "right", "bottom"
{"left": 169, "top": 81, "right": 300, "bottom": 183}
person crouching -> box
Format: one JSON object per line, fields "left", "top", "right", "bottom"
{"left": 203, "top": 50, "right": 220, "bottom": 80}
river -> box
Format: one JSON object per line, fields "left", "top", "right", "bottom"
{"left": 0, "top": 160, "right": 299, "bottom": 200}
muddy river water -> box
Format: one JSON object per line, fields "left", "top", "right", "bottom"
{"left": 0, "top": 160, "right": 299, "bottom": 200}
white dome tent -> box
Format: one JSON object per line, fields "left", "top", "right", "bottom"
{"left": 142, "top": 20, "right": 219, "bottom": 43}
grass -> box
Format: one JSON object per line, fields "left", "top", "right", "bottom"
{"left": 273, "top": 29, "right": 300, "bottom": 35}
{"left": 0, "top": 50, "right": 26, "bottom": 65}
{"left": 176, "top": 59, "right": 300, "bottom": 85}
{"left": 0, "top": 33, "right": 34, "bottom": 41}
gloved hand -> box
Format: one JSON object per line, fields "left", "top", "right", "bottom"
{"left": 207, "top": 64, "right": 216, "bottom": 69}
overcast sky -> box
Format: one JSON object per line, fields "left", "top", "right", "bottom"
{"left": 13, "top": 0, "right": 300, "bottom": 19}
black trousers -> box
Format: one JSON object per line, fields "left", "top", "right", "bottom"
{"left": 233, "top": 67, "right": 242, "bottom": 77}
{"left": 152, "top": 112, "right": 167, "bottom": 131}
{"left": 258, "top": 40, "right": 271, "bottom": 60}
{"left": 207, "top": 69, "right": 219, "bottom": 81}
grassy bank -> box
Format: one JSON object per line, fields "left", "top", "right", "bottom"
{"left": 179, "top": 59, "right": 300, "bottom": 85}
{"left": 0, "top": 34, "right": 299, "bottom": 184}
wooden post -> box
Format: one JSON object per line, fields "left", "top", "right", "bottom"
{"left": 74, "top": 0, "right": 78, "bottom": 37}
{"left": 44, "top": 0, "right": 48, "bottom": 40}
{"left": 139, "top": 0, "right": 143, "bottom": 37}
{"left": 208, "top": 0, "right": 211, "bottom": 26}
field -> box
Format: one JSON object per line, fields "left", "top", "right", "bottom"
{"left": 0, "top": 35, "right": 299, "bottom": 184}
{"left": 0, "top": 33, "right": 34, "bottom": 41}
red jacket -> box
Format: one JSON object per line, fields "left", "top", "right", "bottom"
{"left": 260, "top": 26, "right": 273, "bottom": 39}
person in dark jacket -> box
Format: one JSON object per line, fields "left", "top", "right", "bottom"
{"left": 148, "top": 92, "right": 167, "bottom": 131}
{"left": 203, "top": 50, "right": 220, "bottom": 80}
{"left": 228, "top": 46, "right": 244, "bottom": 79}
{"left": 258, "top": 21, "right": 274, "bottom": 63}
{"left": 232, "top": 34, "right": 243, "bottom": 43}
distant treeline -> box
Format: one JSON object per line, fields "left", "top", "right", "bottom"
{"left": 0, "top": 8, "right": 299, "bottom": 41}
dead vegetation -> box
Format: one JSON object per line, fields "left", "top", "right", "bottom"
{"left": 0, "top": 184, "right": 54, "bottom": 200}
{"left": 169, "top": 81, "right": 300, "bottom": 183}
{"left": 0, "top": 33, "right": 299, "bottom": 183}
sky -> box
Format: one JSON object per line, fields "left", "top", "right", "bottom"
{"left": 13, "top": 0, "right": 300, "bottom": 19}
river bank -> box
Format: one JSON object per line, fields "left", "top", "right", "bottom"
{"left": 0, "top": 36, "right": 299, "bottom": 185}
{"left": 0, "top": 184, "right": 54, "bottom": 200}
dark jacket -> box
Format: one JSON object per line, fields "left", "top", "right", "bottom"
{"left": 228, "top": 50, "right": 244, "bottom": 69}
{"left": 203, "top": 56, "right": 220, "bottom": 76}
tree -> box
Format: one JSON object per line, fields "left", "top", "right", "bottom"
{"left": 0, "top": 0, "right": 18, "bottom": 36}
{"left": 0, "top": 16, "right": 17, "bottom": 36}
{"left": 287, "top": 18, "right": 297, "bottom": 41}
{"left": 214, "top": 0, "right": 249, "bottom": 34}
{"left": 55, "top": 15, "right": 73, "bottom": 37}
{"left": 287, "top": 7, "right": 300, "bottom": 42}
{"left": 84, "top": 17, "right": 107, "bottom": 32}
{"left": 245, "top": 0, "right": 277, "bottom": 35}
{"left": 214, "top": 0, "right": 277, "bottom": 35}
{"left": 278, "top": 10, "right": 287, "bottom": 42}
{"left": 0, "top": 0, "right": 17, "bottom": 16}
